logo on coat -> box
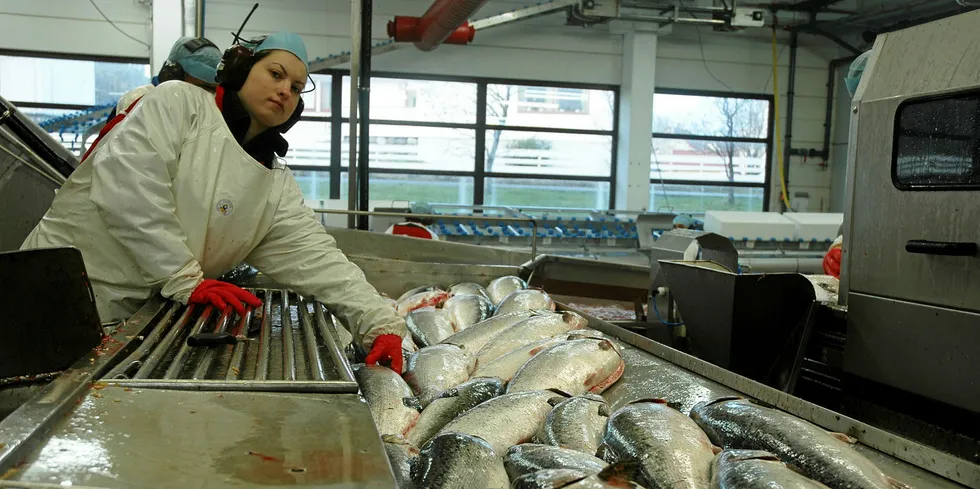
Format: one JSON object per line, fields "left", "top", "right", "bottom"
{"left": 216, "top": 199, "right": 234, "bottom": 216}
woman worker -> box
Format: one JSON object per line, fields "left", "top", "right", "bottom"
{"left": 22, "top": 31, "right": 406, "bottom": 371}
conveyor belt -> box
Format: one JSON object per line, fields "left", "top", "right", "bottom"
{"left": 101, "top": 290, "right": 357, "bottom": 392}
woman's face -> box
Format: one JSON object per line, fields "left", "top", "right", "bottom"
{"left": 239, "top": 50, "right": 307, "bottom": 130}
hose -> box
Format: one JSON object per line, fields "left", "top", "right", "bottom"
{"left": 771, "top": 27, "right": 794, "bottom": 211}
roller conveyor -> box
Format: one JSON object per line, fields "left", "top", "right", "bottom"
{"left": 0, "top": 264, "right": 976, "bottom": 487}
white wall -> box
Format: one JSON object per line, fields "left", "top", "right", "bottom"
{"left": 0, "top": 0, "right": 840, "bottom": 211}
{"left": 0, "top": 0, "right": 151, "bottom": 59}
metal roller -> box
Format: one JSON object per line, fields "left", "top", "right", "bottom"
{"left": 163, "top": 305, "right": 215, "bottom": 379}
{"left": 281, "top": 292, "right": 296, "bottom": 381}
{"left": 298, "top": 297, "right": 326, "bottom": 381}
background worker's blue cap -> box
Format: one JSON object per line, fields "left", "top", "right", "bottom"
{"left": 845, "top": 50, "right": 871, "bottom": 98}
{"left": 255, "top": 31, "right": 310, "bottom": 68}
{"left": 673, "top": 214, "right": 695, "bottom": 228}
{"left": 169, "top": 36, "right": 222, "bottom": 84}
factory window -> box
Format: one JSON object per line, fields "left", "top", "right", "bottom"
{"left": 301, "top": 74, "right": 333, "bottom": 115}
{"left": 288, "top": 72, "right": 617, "bottom": 211}
{"left": 0, "top": 52, "right": 150, "bottom": 156}
{"left": 490, "top": 84, "right": 613, "bottom": 131}
{"left": 893, "top": 92, "right": 980, "bottom": 189}
{"left": 651, "top": 91, "right": 773, "bottom": 212}
{"left": 341, "top": 76, "right": 477, "bottom": 124}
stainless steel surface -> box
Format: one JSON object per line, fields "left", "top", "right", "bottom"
{"left": 256, "top": 291, "right": 271, "bottom": 381}
{"left": 133, "top": 304, "right": 195, "bottom": 379}
{"left": 104, "top": 303, "right": 180, "bottom": 380}
{"left": 104, "top": 380, "right": 359, "bottom": 393}
{"left": 314, "top": 208, "right": 540, "bottom": 259}
{"left": 8, "top": 388, "right": 393, "bottom": 488}
{"left": 846, "top": 12, "right": 980, "bottom": 311}
{"left": 844, "top": 293, "right": 980, "bottom": 414}
{"left": 521, "top": 254, "right": 650, "bottom": 303}
{"left": 280, "top": 292, "right": 297, "bottom": 382}
{"left": 192, "top": 307, "right": 233, "bottom": 380}
{"left": 347, "top": 0, "right": 360, "bottom": 230}
{"left": 163, "top": 305, "right": 215, "bottom": 379}
{"left": 103, "top": 290, "right": 357, "bottom": 391}
{"left": 658, "top": 260, "right": 818, "bottom": 391}
{"left": 316, "top": 304, "right": 357, "bottom": 383}
{"left": 226, "top": 308, "right": 253, "bottom": 380}
{"left": 298, "top": 297, "right": 326, "bottom": 382}
{"left": 0, "top": 299, "right": 168, "bottom": 474}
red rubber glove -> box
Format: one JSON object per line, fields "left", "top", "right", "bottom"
{"left": 365, "top": 334, "right": 404, "bottom": 373}
{"left": 823, "top": 247, "right": 842, "bottom": 279}
{"left": 188, "top": 279, "right": 262, "bottom": 316}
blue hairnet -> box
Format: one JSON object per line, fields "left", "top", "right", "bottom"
{"left": 168, "top": 37, "right": 222, "bottom": 84}
{"left": 673, "top": 214, "right": 695, "bottom": 228}
{"left": 845, "top": 50, "right": 871, "bottom": 98}
{"left": 255, "top": 31, "right": 309, "bottom": 68}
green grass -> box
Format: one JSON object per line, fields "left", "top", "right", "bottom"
{"left": 295, "top": 172, "right": 762, "bottom": 211}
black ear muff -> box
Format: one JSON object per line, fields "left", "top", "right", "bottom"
{"left": 215, "top": 44, "right": 255, "bottom": 91}
{"left": 157, "top": 61, "right": 186, "bottom": 84}
{"left": 215, "top": 35, "right": 267, "bottom": 92}
{"left": 277, "top": 97, "right": 304, "bottom": 134}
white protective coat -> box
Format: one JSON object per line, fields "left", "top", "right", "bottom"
{"left": 22, "top": 81, "right": 405, "bottom": 348}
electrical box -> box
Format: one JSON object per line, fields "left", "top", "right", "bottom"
{"left": 581, "top": 0, "right": 619, "bottom": 18}
{"left": 731, "top": 7, "right": 765, "bottom": 27}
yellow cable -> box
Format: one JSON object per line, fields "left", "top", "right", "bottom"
{"left": 771, "top": 28, "right": 793, "bottom": 211}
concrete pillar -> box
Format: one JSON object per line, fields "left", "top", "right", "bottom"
{"left": 613, "top": 22, "right": 659, "bottom": 211}
{"left": 151, "top": 0, "right": 183, "bottom": 75}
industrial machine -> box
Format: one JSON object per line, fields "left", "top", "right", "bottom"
{"left": 839, "top": 8, "right": 980, "bottom": 429}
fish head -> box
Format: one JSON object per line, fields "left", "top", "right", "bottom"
{"left": 561, "top": 311, "right": 589, "bottom": 329}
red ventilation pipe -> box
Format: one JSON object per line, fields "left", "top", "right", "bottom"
{"left": 387, "top": 0, "right": 487, "bottom": 51}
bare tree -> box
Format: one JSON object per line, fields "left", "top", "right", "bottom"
{"left": 485, "top": 85, "right": 513, "bottom": 173}
{"left": 692, "top": 98, "right": 767, "bottom": 204}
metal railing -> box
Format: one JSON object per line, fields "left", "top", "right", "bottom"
{"left": 313, "top": 208, "right": 539, "bottom": 258}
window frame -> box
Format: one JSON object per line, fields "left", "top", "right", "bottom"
{"left": 0, "top": 49, "right": 151, "bottom": 156}
{"left": 890, "top": 90, "right": 980, "bottom": 191}
{"left": 650, "top": 87, "right": 774, "bottom": 212}
{"left": 289, "top": 70, "right": 620, "bottom": 209}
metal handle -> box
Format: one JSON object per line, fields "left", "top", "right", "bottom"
{"left": 905, "top": 240, "right": 977, "bottom": 257}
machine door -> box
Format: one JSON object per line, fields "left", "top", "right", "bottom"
{"left": 849, "top": 91, "right": 980, "bottom": 311}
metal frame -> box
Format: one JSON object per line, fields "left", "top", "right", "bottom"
{"left": 292, "top": 69, "right": 620, "bottom": 210}
{"left": 650, "top": 87, "right": 776, "bottom": 212}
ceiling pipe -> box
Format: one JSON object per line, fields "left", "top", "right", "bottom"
{"left": 388, "top": 0, "right": 488, "bottom": 51}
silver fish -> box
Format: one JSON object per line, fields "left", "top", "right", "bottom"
{"left": 511, "top": 469, "right": 589, "bottom": 489}
{"left": 412, "top": 433, "right": 510, "bottom": 489}
{"left": 404, "top": 344, "right": 476, "bottom": 407}
{"left": 487, "top": 275, "right": 528, "bottom": 304}
{"left": 398, "top": 285, "right": 444, "bottom": 302}
{"left": 495, "top": 288, "right": 556, "bottom": 316}
{"left": 600, "top": 399, "right": 717, "bottom": 489}
{"left": 408, "top": 377, "right": 506, "bottom": 447}
{"left": 441, "top": 311, "right": 536, "bottom": 353}
{"left": 508, "top": 338, "right": 625, "bottom": 396}
{"left": 406, "top": 307, "right": 455, "bottom": 347}
{"left": 538, "top": 394, "right": 610, "bottom": 456}
{"left": 352, "top": 363, "right": 419, "bottom": 437}
{"left": 562, "top": 461, "right": 646, "bottom": 489}
{"left": 690, "top": 397, "right": 900, "bottom": 489}
{"left": 382, "top": 434, "right": 419, "bottom": 489}
{"left": 437, "top": 390, "right": 568, "bottom": 455}
{"left": 505, "top": 444, "right": 608, "bottom": 480}
{"left": 449, "top": 282, "right": 491, "bottom": 301}
{"left": 712, "top": 450, "right": 831, "bottom": 489}
{"left": 443, "top": 293, "right": 494, "bottom": 331}
{"left": 476, "top": 312, "right": 588, "bottom": 366}
{"left": 397, "top": 290, "right": 451, "bottom": 317}
{"left": 473, "top": 336, "right": 562, "bottom": 382}
{"left": 474, "top": 330, "right": 608, "bottom": 382}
